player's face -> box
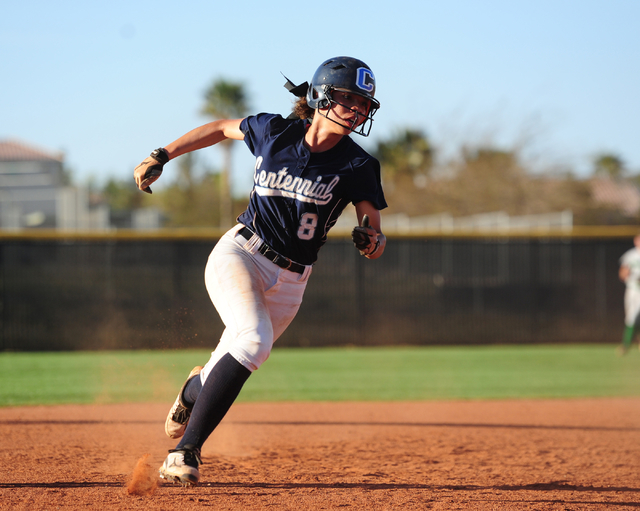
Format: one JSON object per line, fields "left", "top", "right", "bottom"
{"left": 324, "top": 91, "right": 372, "bottom": 133}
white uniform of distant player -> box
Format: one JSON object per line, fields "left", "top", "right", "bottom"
{"left": 619, "top": 235, "right": 640, "bottom": 352}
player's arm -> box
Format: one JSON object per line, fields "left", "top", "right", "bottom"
{"left": 164, "top": 119, "right": 245, "bottom": 159}
{"left": 352, "top": 200, "right": 386, "bottom": 260}
{"left": 134, "top": 119, "right": 245, "bottom": 193}
{"left": 620, "top": 265, "right": 631, "bottom": 283}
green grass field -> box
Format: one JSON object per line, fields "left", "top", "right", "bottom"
{"left": 1, "top": 344, "right": 639, "bottom": 407}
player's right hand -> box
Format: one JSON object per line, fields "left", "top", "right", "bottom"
{"left": 134, "top": 148, "right": 169, "bottom": 194}
{"left": 351, "top": 214, "right": 378, "bottom": 256}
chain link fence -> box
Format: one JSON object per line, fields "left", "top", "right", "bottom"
{"left": 0, "top": 231, "right": 631, "bottom": 351}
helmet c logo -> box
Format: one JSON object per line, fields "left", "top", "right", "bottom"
{"left": 356, "top": 68, "right": 375, "bottom": 93}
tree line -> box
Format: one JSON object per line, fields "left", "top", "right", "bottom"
{"left": 99, "top": 80, "right": 639, "bottom": 228}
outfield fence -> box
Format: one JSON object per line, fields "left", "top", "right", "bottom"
{"left": 0, "top": 228, "right": 635, "bottom": 351}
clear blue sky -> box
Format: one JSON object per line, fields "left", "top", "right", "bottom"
{"left": 3, "top": 0, "right": 639, "bottom": 196}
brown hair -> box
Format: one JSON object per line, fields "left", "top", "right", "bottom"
{"left": 292, "top": 97, "right": 315, "bottom": 120}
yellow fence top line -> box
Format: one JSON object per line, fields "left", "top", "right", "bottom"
{"left": 0, "top": 225, "right": 639, "bottom": 241}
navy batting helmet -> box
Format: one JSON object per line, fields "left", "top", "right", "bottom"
{"left": 306, "top": 56, "right": 380, "bottom": 136}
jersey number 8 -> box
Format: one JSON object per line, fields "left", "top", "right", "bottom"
{"left": 297, "top": 213, "right": 318, "bottom": 240}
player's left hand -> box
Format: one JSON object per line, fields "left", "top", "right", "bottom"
{"left": 351, "top": 214, "right": 379, "bottom": 256}
{"left": 134, "top": 148, "right": 169, "bottom": 194}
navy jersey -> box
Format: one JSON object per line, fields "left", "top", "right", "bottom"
{"left": 238, "top": 113, "right": 386, "bottom": 265}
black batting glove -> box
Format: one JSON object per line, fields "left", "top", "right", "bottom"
{"left": 351, "top": 214, "right": 379, "bottom": 256}
{"left": 134, "top": 148, "right": 169, "bottom": 194}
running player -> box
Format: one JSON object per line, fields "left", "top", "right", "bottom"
{"left": 618, "top": 233, "right": 640, "bottom": 354}
{"left": 133, "top": 56, "right": 387, "bottom": 486}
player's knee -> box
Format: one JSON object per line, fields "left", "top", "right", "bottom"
{"left": 230, "top": 328, "right": 274, "bottom": 372}
{"left": 230, "top": 343, "right": 272, "bottom": 372}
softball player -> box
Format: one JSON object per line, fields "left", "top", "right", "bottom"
{"left": 618, "top": 234, "right": 640, "bottom": 354}
{"left": 133, "top": 56, "right": 387, "bottom": 486}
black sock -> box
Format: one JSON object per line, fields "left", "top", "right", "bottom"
{"left": 176, "top": 353, "right": 251, "bottom": 451}
{"left": 183, "top": 372, "right": 202, "bottom": 406}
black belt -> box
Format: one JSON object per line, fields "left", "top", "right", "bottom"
{"left": 238, "top": 226, "right": 305, "bottom": 274}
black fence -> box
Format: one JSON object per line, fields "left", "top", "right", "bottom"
{"left": 0, "top": 230, "right": 633, "bottom": 351}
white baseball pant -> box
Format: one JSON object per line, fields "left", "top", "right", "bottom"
{"left": 199, "top": 224, "right": 312, "bottom": 383}
{"left": 624, "top": 287, "right": 640, "bottom": 327}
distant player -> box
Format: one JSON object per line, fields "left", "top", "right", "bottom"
{"left": 618, "top": 233, "right": 640, "bottom": 354}
{"left": 133, "top": 56, "right": 387, "bottom": 486}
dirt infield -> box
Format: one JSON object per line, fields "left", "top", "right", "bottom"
{"left": 1, "top": 398, "right": 640, "bottom": 510}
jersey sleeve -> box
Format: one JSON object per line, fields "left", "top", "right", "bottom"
{"left": 240, "top": 113, "right": 288, "bottom": 156}
{"left": 621, "top": 249, "right": 634, "bottom": 267}
{"left": 348, "top": 157, "right": 387, "bottom": 211}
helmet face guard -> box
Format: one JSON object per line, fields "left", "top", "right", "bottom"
{"left": 312, "top": 85, "right": 379, "bottom": 137}
{"left": 306, "top": 57, "right": 381, "bottom": 137}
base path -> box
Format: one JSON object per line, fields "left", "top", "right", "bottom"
{"left": 1, "top": 398, "right": 640, "bottom": 510}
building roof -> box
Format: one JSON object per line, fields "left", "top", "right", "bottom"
{"left": 590, "top": 177, "right": 640, "bottom": 216}
{"left": 0, "top": 139, "right": 63, "bottom": 162}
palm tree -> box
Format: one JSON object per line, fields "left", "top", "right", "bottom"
{"left": 373, "top": 128, "right": 434, "bottom": 186}
{"left": 201, "top": 79, "right": 249, "bottom": 228}
{"left": 593, "top": 153, "right": 625, "bottom": 180}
